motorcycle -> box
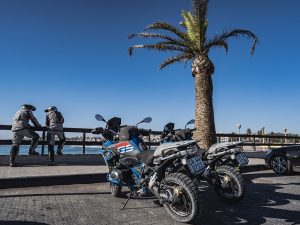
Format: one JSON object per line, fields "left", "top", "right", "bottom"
{"left": 160, "top": 119, "right": 248, "bottom": 203}
{"left": 92, "top": 115, "right": 203, "bottom": 223}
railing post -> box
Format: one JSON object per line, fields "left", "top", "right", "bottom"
{"left": 83, "top": 132, "right": 86, "bottom": 154}
{"left": 268, "top": 137, "right": 271, "bottom": 150}
{"left": 41, "top": 130, "right": 46, "bottom": 155}
{"left": 148, "top": 134, "right": 151, "bottom": 150}
{"left": 253, "top": 136, "right": 256, "bottom": 151}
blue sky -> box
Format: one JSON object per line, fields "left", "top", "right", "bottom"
{"left": 0, "top": 0, "right": 300, "bottom": 138}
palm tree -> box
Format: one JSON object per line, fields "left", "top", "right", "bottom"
{"left": 128, "top": 0, "right": 258, "bottom": 149}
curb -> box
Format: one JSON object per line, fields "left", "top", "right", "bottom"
{"left": 0, "top": 154, "right": 105, "bottom": 166}
{"left": 0, "top": 173, "right": 107, "bottom": 189}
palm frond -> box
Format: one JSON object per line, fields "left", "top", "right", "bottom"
{"left": 204, "top": 39, "right": 228, "bottom": 54}
{"left": 206, "top": 29, "right": 258, "bottom": 55}
{"left": 128, "top": 42, "right": 189, "bottom": 56}
{"left": 181, "top": 11, "right": 200, "bottom": 45}
{"left": 199, "top": 19, "right": 207, "bottom": 51}
{"left": 200, "top": 0, "right": 209, "bottom": 20}
{"left": 145, "top": 22, "right": 189, "bottom": 42}
{"left": 193, "top": 0, "right": 200, "bottom": 20}
{"left": 129, "top": 32, "right": 174, "bottom": 41}
{"left": 160, "top": 53, "right": 193, "bottom": 69}
{"left": 194, "top": 0, "right": 208, "bottom": 21}
{"left": 128, "top": 32, "right": 188, "bottom": 48}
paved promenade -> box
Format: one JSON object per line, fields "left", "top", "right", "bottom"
{"left": 0, "top": 170, "right": 299, "bottom": 225}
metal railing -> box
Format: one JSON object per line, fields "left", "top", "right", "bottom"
{"left": 0, "top": 125, "right": 98, "bottom": 155}
{"left": 1, "top": 125, "right": 300, "bottom": 155}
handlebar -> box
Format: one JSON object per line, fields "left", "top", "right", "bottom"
{"left": 91, "top": 127, "right": 118, "bottom": 136}
{"left": 138, "top": 128, "right": 151, "bottom": 136}
{"left": 91, "top": 127, "right": 104, "bottom": 134}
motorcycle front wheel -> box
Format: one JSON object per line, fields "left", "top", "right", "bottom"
{"left": 214, "top": 165, "right": 245, "bottom": 203}
{"left": 163, "top": 173, "right": 203, "bottom": 223}
{"left": 110, "top": 183, "right": 122, "bottom": 197}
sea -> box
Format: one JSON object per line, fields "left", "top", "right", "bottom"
{"left": 0, "top": 145, "right": 100, "bottom": 155}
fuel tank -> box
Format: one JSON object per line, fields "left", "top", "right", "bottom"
{"left": 108, "top": 141, "right": 142, "bottom": 166}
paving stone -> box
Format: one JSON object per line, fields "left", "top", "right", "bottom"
{"left": 0, "top": 171, "right": 299, "bottom": 225}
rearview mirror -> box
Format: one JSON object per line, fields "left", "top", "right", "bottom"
{"left": 95, "top": 114, "right": 107, "bottom": 123}
{"left": 185, "top": 119, "right": 195, "bottom": 129}
{"left": 141, "top": 117, "right": 152, "bottom": 123}
{"left": 137, "top": 117, "right": 152, "bottom": 126}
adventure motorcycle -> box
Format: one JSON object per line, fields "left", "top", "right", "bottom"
{"left": 160, "top": 120, "right": 248, "bottom": 203}
{"left": 92, "top": 115, "right": 203, "bottom": 223}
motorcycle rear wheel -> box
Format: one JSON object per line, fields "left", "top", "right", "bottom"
{"left": 163, "top": 173, "right": 203, "bottom": 223}
{"left": 214, "top": 165, "right": 245, "bottom": 203}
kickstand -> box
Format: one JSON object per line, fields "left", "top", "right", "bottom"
{"left": 121, "top": 190, "right": 133, "bottom": 210}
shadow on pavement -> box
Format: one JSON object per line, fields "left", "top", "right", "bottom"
{"left": 0, "top": 191, "right": 112, "bottom": 198}
{"left": 197, "top": 179, "right": 300, "bottom": 225}
{"left": 0, "top": 173, "right": 107, "bottom": 189}
{"left": 244, "top": 171, "right": 300, "bottom": 181}
{"left": 0, "top": 221, "right": 49, "bottom": 225}
{"left": 5, "top": 161, "right": 106, "bottom": 166}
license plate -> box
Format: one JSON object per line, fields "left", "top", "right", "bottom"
{"left": 236, "top": 152, "right": 249, "bottom": 166}
{"left": 187, "top": 156, "right": 205, "bottom": 174}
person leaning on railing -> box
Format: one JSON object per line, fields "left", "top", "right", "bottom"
{"left": 45, "top": 106, "right": 66, "bottom": 166}
{"left": 9, "top": 104, "right": 41, "bottom": 167}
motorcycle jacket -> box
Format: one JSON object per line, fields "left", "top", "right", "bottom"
{"left": 46, "top": 110, "right": 64, "bottom": 131}
{"left": 12, "top": 107, "right": 40, "bottom": 132}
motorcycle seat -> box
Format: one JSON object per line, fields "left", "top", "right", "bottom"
{"left": 154, "top": 140, "right": 197, "bottom": 157}
{"left": 205, "top": 141, "right": 242, "bottom": 155}
{"left": 137, "top": 150, "right": 155, "bottom": 166}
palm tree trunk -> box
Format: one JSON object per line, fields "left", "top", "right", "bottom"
{"left": 192, "top": 56, "right": 217, "bottom": 149}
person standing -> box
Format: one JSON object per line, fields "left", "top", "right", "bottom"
{"left": 45, "top": 106, "right": 66, "bottom": 165}
{"left": 10, "top": 104, "right": 41, "bottom": 167}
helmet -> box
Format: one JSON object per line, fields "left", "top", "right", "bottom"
{"left": 22, "top": 104, "right": 36, "bottom": 111}
{"left": 44, "top": 106, "right": 57, "bottom": 113}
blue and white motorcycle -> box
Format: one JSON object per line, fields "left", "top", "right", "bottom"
{"left": 92, "top": 115, "right": 203, "bottom": 223}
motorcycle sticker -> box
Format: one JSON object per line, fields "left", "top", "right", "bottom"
{"left": 115, "top": 142, "right": 135, "bottom": 153}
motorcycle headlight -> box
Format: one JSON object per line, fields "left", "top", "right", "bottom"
{"left": 110, "top": 169, "right": 123, "bottom": 181}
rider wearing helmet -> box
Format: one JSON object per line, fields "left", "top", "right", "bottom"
{"left": 10, "top": 104, "right": 41, "bottom": 167}
{"left": 45, "top": 106, "right": 66, "bottom": 165}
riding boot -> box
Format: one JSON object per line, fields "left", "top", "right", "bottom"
{"left": 28, "top": 137, "right": 40, "bottom": 155}
{"left": 57, "top": 139, "right": 66, "bottom": 155}
{"left": 9, "top": 146, "right": 19, "bottom": 167}
{"left": 48, "top": 145, "right": 55, "bottom": 166}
